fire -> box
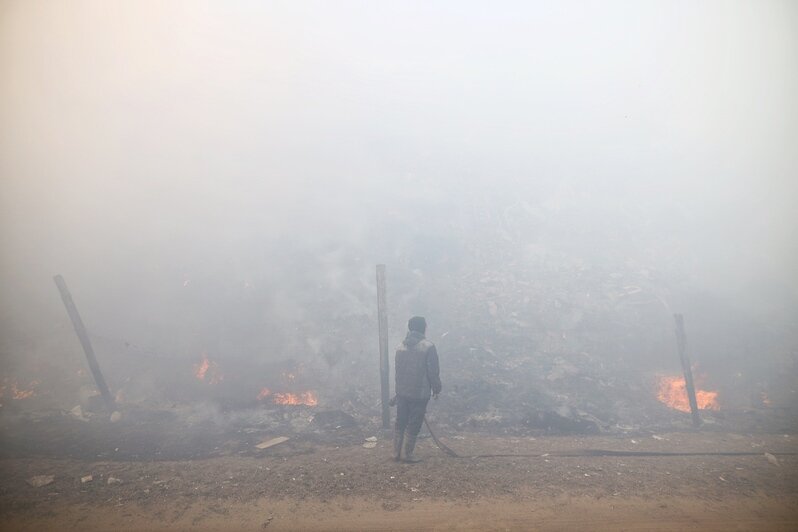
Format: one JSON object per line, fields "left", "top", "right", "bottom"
{"left": 760, "top": 392, "right": 772, "bottom": 407}
{"left": 195, "top": 358, "right": 210, "bottom": 380}
{"left": 0, "top": 379, "right": 40, "bottom": 402}
{"left": 272, "top": 391, "right": 318, "bottom": 406}
{"left": 256, "top": 388, "right": 317, "bottom": 406}
{"left": 12, "top": 381, "right": 38, "bottom": 400}
{"left": 657, "top": 375, "right": 719, "bottom": 412}
{"left": 194, "top": 355, "right": 223, "bottom": 384}
{"left": 257, "top": 387, "right": 272, "bottom": 400}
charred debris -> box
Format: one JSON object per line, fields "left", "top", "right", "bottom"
{"left": 1, "top": 217, "right": 796, "bottom": 461}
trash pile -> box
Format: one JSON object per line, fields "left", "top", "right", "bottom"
{"left": 3, "top": 191, "right": 795, "bottom": 438}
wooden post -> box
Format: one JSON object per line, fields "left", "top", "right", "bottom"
{"left": 376, "top": 265, "right": 390, "bottom": 429}
{"left": 674, "top": 313, "right": 700, "bottom": 427}
{"left": 54, "top": 275, "right": 115, "bottom": 410}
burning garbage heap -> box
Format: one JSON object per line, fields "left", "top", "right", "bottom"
{"left": 2, "top": 204, "right": 796, "bottom": 444}
{"left": 3, "top": 266, "right": 793, "bottom": 446}
{"left": 3, "top": 269, "right": 794, "bottom": 452}
{"left": 149, "top": 248, "right": 790, "bottom": 438}
{"left": 372, "top": 227, "right": 798, "bottom": 436}
{"left": 0, "top": 378, "right": 40, "bottom": 407}
{"left": 656, "top": 375, "right": 719, "bottom": 413}
{"left": 185, "top": 351, "right": 322, "bottom": 407}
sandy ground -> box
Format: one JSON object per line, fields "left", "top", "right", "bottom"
{"left": 1, "top": 431, "right": 796, "bottom": 531}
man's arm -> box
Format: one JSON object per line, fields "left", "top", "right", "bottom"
{"left": 427, "top": 345, "right": 442, "bottom": 396}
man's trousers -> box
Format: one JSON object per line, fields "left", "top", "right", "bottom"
{"left": 395, "top": 395, "right": 429, "bottom": 437}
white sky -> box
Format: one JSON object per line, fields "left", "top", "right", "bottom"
{"left": 1, "top": 1, "right": 796, "bottom": 332}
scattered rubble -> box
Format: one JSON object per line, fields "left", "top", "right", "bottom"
{"left": 255, "top": 437, "right": 289, "bottom": 450}
{"left": 765, "top": 452, "right": 781, "bottom": 466}
{"left": 26, "top": 475, "right": 54, "bottom": 488}
{"left": 310, "top": 410, "right": 358, "bottom": 430}
{"left": 69, "top": 405, "right": 89, "bottom": 422}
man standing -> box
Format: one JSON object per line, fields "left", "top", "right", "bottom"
{"left": 393, "top": 316, "right": 442, "bottom": 463}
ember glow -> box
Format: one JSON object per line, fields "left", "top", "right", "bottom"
{"left": 194, "top": 358, "right": 210, "bottom": 380}
{"left": 257, "top": 387, "right": 272, "bottom": 400}
{"left": 0, "top": 379, "right": 40, "bottom": 401}
{"left": 193, "top": 355, "right": 223, "bottom": 384}
{"left": 657, "top": 375, "right": 719, "bottom": 412}
{"left": 272, "top": 391, "right": 318, "bottom": 406}
{"left": 256, "top": 388, "right": 317, "bottom": 406}
{"left": 12, "top": 382, "right": 38, "bottom": 400}
{"left": 760, "top": 392, "right": 772, "bottom": 407}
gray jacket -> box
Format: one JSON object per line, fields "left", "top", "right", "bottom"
{"left": 395, "top": 331, "right": 442, "bottom": 400}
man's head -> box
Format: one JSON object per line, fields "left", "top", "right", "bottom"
{"left": 408, "top": 316, "right": 427, "bottom": 334}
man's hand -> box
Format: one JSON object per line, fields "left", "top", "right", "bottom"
{"left": 433, "top": 393, "right": 439, "bottom": 401}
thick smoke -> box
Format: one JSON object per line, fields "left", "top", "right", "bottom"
{"left": 1, "top": 1, "right": 796, "bottom": 413}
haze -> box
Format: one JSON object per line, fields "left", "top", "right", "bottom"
{"left": 1, "top": 1, "right": 796, "bottom": 398}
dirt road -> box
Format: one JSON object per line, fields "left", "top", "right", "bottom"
{"left": 1, "top": 432, "right": 796, "bottom": 530}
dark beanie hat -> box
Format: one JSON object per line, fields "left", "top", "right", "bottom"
{"left": 408, "top": 316, "right": 427, "bottom": 332}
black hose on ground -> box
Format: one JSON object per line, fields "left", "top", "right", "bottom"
{"left": 422, "top": 416, "right": 797, "bottom": 459}
{"left": 423, "top": 415, "right": 461, "bottom": 457}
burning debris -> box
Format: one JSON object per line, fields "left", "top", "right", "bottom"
{"left": 194, "top": 355, "right": 223, "bottom": 385}
{"left": 0, "top": 378, "right": 40, "bottom": 406}
{"left": 257, "top": 388, "right": 318, "bottom": 407}
{"left": 0, "top": 264, "right": 789, "bottom": 462}
{"left": 273, "top": 392, "right": 318, "bottom": 406}
{"left": 257, "top": 387, "right": 272, "bottom": 401}
{"left": 657, "top": 375, "right": 719, "bottom": 413}
{"left": 758, "top": 392, "right": 772, "bottom": 407}
{"left": 250, "top": 362, "right": 320, "bottom": 407}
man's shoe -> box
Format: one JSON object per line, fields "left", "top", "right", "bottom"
{"left": 403, "top": 434, "right": 421, "bottom": 463}
{"left": 393, "top": 431, "right": 404, "bottom": 462}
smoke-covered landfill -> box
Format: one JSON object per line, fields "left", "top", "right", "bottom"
{"left": 0, "top": 1, "right": 796, "bottom": 530}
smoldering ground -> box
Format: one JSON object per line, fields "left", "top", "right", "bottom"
{"left": 0, "top": 1, "right": 796, "bottom": 432}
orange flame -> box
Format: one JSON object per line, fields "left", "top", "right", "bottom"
{"left": 194, "top": 355, "right": 223, "bottom": 384}
{"left": 257, "top": 387, "right": 317, "bottom": 405}
{"left": 12, "top": 382, "right": 38, "bottom": 400}
{"left": 0, "top": 379, "right": 39, "bottom": 401}
{"left": 657, "top": 375, "right": 719, "bottom": 412}
{"left": 194, "top": 358, "right": 210, "bottom": 380}
{"left": 257, "top": 387, "right": 272, "bottom": 400}
{"left": 272, "top": 391, "right": 318, "bottom": 406}
{"left": 760, "top": 392, "right": 772, "bottom": 407}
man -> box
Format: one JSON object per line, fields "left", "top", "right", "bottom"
{"left": 393, "top": 316, "right": 442, "bottom": 463}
